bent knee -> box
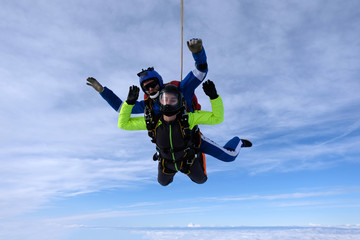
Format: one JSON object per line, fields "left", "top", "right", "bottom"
{"left": 158, "top": 178, "right": 173, "bottom": 186}
{"left": 192, "top": 175, "right": 207, "bottom": 184}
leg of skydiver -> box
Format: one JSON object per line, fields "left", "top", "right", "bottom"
{"left": 186, "top": 154, "right": 207, "bottom": 184}
{"left": 157, "top": 161, "right": 176, "bottom": 186}
{"left": 199, "top": 135, "right": 252, "bottom": 162}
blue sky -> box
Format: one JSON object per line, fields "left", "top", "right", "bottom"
{"left": 1, "top": 0, "right": 360, "bottom": 239}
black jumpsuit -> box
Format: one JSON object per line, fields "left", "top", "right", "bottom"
{"left": 155, "top": 116, "right": 207, "bottom": 186}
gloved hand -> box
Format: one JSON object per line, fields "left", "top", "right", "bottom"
{"left": 187, "top": 38, "right": 203, "bottom": 54}
{"left": 202, "top": 80, "right": 218, "bottom": 100}
{"left": 86, "top": 77, "right": 104, "bottom": 93}
{"left": 126, "top": 85, "right": 140, "bottom": 105}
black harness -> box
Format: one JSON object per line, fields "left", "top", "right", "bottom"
{"left": 144, "top": 99, "right": 201, "bottom": 175}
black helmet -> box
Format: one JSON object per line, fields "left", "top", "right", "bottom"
{"left": 159, "top": 85, "right": 184, "bottom": 116}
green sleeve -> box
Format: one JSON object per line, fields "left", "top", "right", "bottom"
{"left": 188, "top": 95, "right": 224, "bottom": 129}
{"left": 118, "top": 102, "right": 147, "bottom": 130}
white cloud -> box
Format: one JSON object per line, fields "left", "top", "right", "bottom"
{"left": 137, "top": 226, "right": 360, "bottom": 240}
{"left": 187, "top": 223, "right": 201, "bottom": 228}
{"left": 203, "top": 190, "right": 344, "bottom": 203}
{"left": 0, "top": 156, "right": 155, "bottom": 218}
{"left": 1, "top": 1, "right": 360, "bottom": 239}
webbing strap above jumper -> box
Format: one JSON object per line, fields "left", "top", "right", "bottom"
{"left": 180, "top": 0, "right": 184, "bottom": 81}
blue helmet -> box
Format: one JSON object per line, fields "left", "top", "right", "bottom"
{"left": 137, "top": 67, "right": 164, "bottom": 97}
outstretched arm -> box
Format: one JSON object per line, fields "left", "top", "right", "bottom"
{"left": 189, "top": 80, "right": 224, "bottom": 128}
{"left": 187, "top": 38, "right": 208, "bottom": 72}
{"left": 86, "top": 77, "right": 145, "bottom": 113}
{"left": 118, "top": 86, "right": 147, "bottom": 131}
{"left": 180, "top": 38, "right": 208, "bottom": 111}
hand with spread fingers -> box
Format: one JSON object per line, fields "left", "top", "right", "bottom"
{"left": 126, "top": 85, "right": 140, "bottom": 105}
{"left": 202, "top": 80, "right": 218, "bottom": 100}
{"left": 86, "top": 77, "right": 104, "bottom": 93}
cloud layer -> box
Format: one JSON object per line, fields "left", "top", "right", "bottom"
{"left": 1, "top": 0, "right": 360, "bottom": 239}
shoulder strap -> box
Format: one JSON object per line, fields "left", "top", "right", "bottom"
{"left": 144, "top": 99, "right": 160, "bottom": 143}
{"left": 178, "top": 105, "right": 201, "bottom": 151}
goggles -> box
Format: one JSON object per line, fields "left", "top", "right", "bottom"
{"left": 142, "top": 80, "right": 159, "bottom": 91}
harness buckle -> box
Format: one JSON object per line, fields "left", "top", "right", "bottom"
{"left": 186, "top": 157, "right": 195, "bottom": 165}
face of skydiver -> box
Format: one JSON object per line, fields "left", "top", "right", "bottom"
{"left": 142, "top": 79, "right": 160, "bottom": 98}
{"left": 159, "top": 87, "right": 183, "bottom": 117}
{"left": 160, "top": 92, "right": 179, "bottom": 107}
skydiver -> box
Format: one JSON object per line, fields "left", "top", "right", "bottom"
{"left": 87, "top": 38, "right": 251, "bottom": 163}
{"left": 119, "top": 80, "right": 224, "bottom": 185}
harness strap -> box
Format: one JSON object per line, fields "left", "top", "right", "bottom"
{"left": 144, "top": 99, "right": 160, "bottom": 143}
{"left": 145, "top": 98, "right": 202, "bottom": 175}
{"left": 160, "top": 153, "right": 196, "bottom": 175}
